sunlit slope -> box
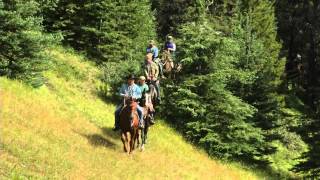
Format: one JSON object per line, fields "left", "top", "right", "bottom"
{"left": 0, "top": 48, "right": 259, "bottom": 179}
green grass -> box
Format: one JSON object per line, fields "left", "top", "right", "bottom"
{"left": 1, "top": 47, "right": 261, "bottom": 179}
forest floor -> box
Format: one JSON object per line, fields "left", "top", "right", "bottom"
{"left": 1, "top": 47, "right": 262, "bottom": 179}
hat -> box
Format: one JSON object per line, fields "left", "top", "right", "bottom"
{"left": 149, "top": 40, "right": 155, "bottom": 45}
{"left": 126, "top": 74, "right": 136, "bottom": 80}
{"left": 139, "top": 76, "right": 146, "bottom": 80}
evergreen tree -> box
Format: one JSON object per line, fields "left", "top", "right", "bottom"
{"left": 162, "top": 17, "right": 269, "bottom": 162}
{"left": 38, "top": 0, "right": 157, "bottom": 94}
{"left": 155, "top": 0, "right": 205, "bottom": 38}
{"left": 39, "top": 0, "right": 156, "bottom": 64}
{"left": 0, "top": 0, "right": 53, "bottom": 87}
{"left": 159, "top": 1, "right": 308, "bottom": 172}
{"left": 276, "top": 1, "right": 320, "bottom": 177}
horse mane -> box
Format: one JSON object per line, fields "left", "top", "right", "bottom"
{"left": 120, "top": 100, "right": 139, "bottom": 132}
{"left": 144, "top": 92, "right": 155, "bottom": 113}
{"left": 162, "top": 50, "right": 171, "bottom": 62}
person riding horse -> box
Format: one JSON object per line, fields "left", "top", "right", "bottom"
{"left": 146, "top": 40, "right": 159, "bottom": 60}
{"left": 144, "top": 53, "right": 161, "bottom": 104}
{"left": 138, "top": 76, "right": 155, "bottom": 125}
{"left": 137, "top": 75, "right": 149, "bottom": 95}
{"left": 113, "top": 75, "right": 144, "bottom": 131}
{"left": 146, "top": 40, "right": 164, "bottom": 78}
{"left": 164, "top": 35, "right": 176, "bottom": 61}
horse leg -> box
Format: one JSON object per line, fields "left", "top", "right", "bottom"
{"left": 137, "top": 129, "right": 141, "bottom": 149}
{"left": 122, "top": 132, "right": 131, "bottom": 154}
{"left": 121, "top": 132, "right": 126, "bottom": 152}
{"left": 141, "top": 127, "right": 145, "bottom": 145}
{"left": 144, "top": 124, "right": 149, "bottom": 143}
{"left": 131, "top": 131, "right": 135, "bottom": 152}
{"left": 126, "top": 131, "right": 131, "bottom": 155}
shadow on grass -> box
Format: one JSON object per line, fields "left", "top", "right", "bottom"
{"left": 75, "top": 130, "right": 117, "bottom": 149}
{"left": 100, "top": 127, "right": 120, "bottom": 140}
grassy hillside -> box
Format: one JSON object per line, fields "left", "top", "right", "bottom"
{"left": 1, "top": 47, "right": 260, "bottom": 179}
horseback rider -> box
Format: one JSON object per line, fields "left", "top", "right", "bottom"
{"left": 146, "top": 40, "right": 164, "bottom": 78}
{"left": 138, "top": 76, "right": 155, "bottom": 124}
{"left": 146, "top": 40, "right": 159, "bottom": 60}
{"left": 144, "top": 53, "right": 161, "bottom": 103}
{"left": 164, "top": 35, "right": 176, "bottom": 61}
{"left": 138, "top": 75, "right": 149, "bottom": 95}
{"left": 113, "top": 74, "right": 144, "bottom": 131}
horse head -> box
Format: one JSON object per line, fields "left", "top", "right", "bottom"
{"left": 162, "top": 50, "right": 171, "bottom": 61}
{"left": 125, "top": 97, "right": 138, "bottom": 112}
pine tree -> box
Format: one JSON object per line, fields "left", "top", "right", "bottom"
{"left": 161, "top": 16, "right": 269, "bottom": 162}
{"left": 155, "top": 0, "right": 205, "bottom": 38}
{"left": 39, "top": 0, "right": 156, "bottom": 63}
{"left": 276, "top": 1, "right": 320, "bottom": 177}
{"left": 38, "top": 0, "right": 157, "bottom": 94}
{"left": 0, "top": 0, "right": 53, "bottom": 87}
{"left": 233, "top": 0, "right": 307, "bottom": 171}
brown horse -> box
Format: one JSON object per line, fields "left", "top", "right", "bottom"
{"left": 161, "top": 50, "right": 182, "bottom": 79}
{"left": 161, "top": 50, "right": 174, "bottom": 78}
{"left": 119, "top": 98, "right": 140, "bottom": 154}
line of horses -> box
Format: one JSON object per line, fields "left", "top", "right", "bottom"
{"left": 118, "top": 50, "right": 182, "bottom": 155}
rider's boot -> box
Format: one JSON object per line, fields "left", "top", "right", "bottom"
{"left": 137, "top": 107, "right": 144, "bottom": 129}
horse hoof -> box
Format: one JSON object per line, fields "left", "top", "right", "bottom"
{"left": 140, "top": 145, "right": 145, "bottom": 152}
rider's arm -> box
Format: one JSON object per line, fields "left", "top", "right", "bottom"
{"left": 144, "top": 67, "right": 149, "bottom": 79}
{"left": 132, "top": 86, "right": 142, "bottom": 99}
{"left": 119, "top": 84, "right": 127, "bottom": 97}
{"left": 168, "top": 43, "right": 176, "bottom": 52}
{"left": 153, "top": 47, "right": 159, "bottom": 58}
{"left": 165, "top": 42, "right": 176, "bottom": 52}
{"left": 172, "top": 43, "right": 176, "bottom": 51}
{"left": 154, "top": 63, "right": 159, "bottom": 79}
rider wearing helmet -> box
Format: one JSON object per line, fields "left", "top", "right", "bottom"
{"left": 113, "top": 74, "right": 144, "bottom": 131}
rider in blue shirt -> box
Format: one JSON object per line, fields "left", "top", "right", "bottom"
{"left": 113, "top": 75, "right": 144, "bottom": 131}
{"left": 146, "top": 40, "right": 159, "bottom": 60}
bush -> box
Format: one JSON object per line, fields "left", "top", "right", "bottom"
{"left": 0, "top": 0, "right": 55, "bottom": 87}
